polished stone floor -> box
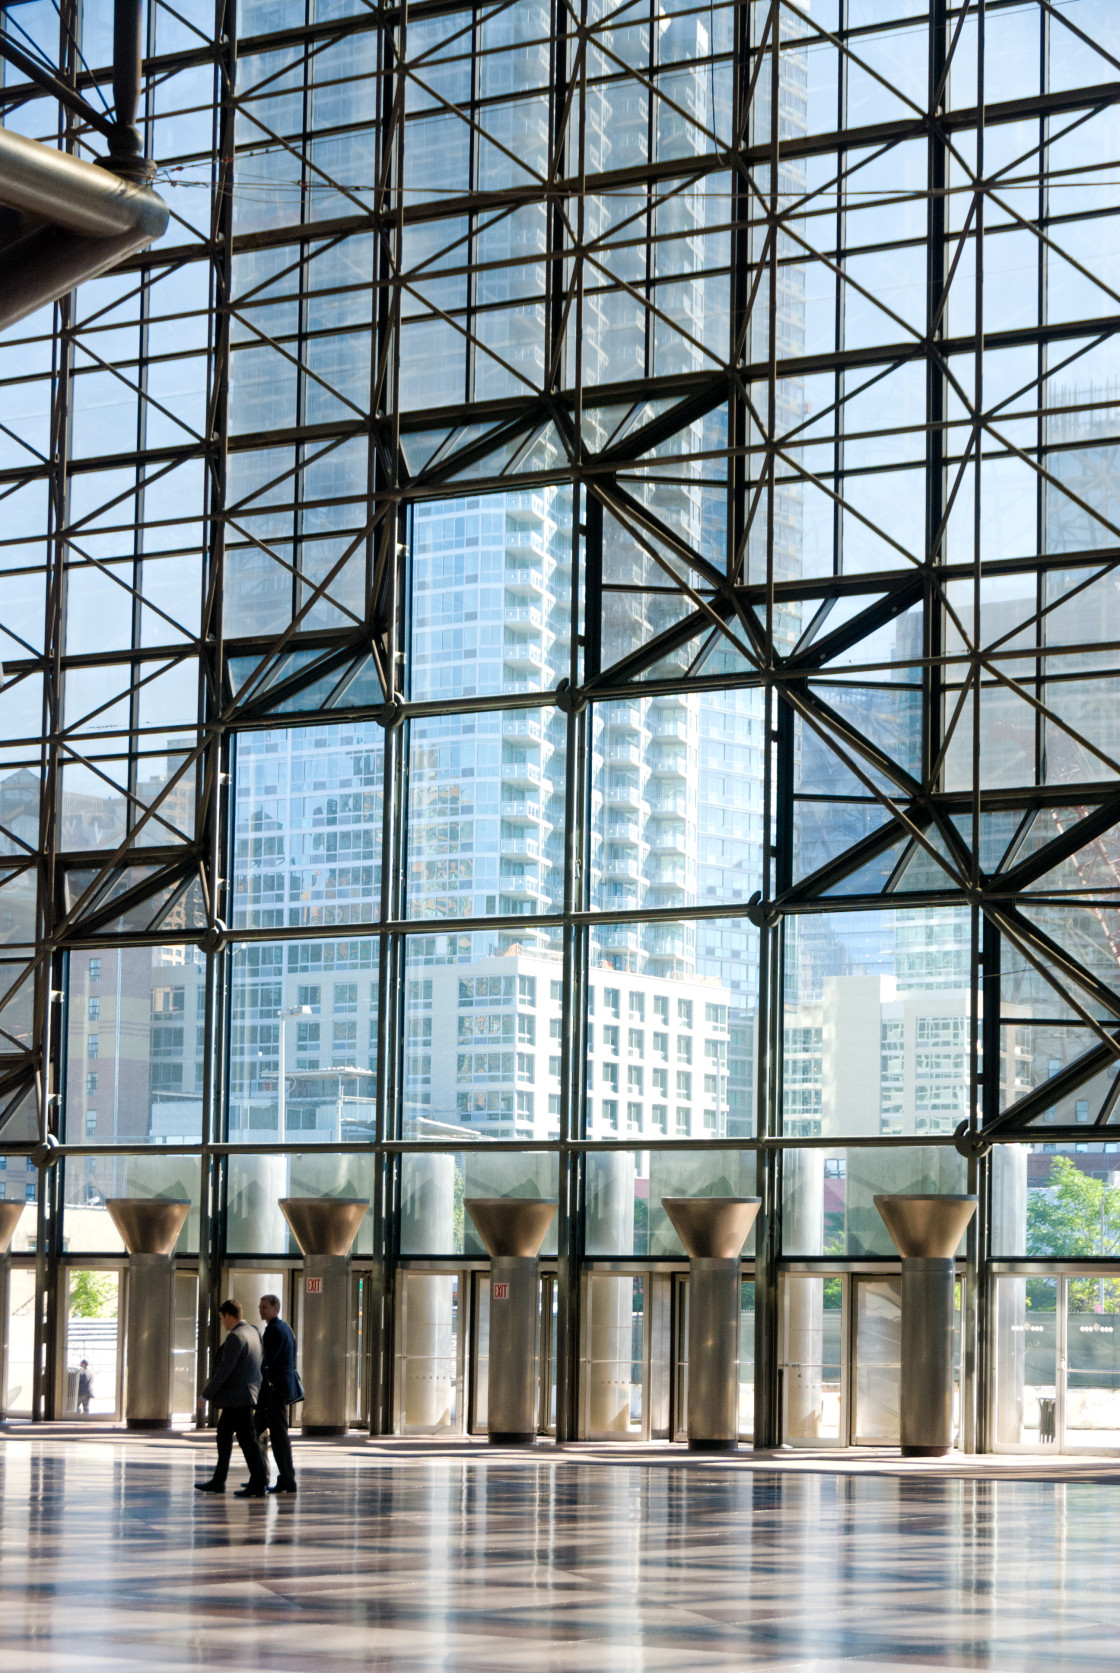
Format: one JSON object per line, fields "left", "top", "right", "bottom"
{"left": 1, "top": 1436, "right": 1118, "bottom": 1670}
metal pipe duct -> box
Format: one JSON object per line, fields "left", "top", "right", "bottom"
{"left": 0, "top": 127, "right": 167, "bottom": 332}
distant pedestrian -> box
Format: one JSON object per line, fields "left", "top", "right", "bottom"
{"left": 195, "top": 1301, "right": 268, "bottom": 1498}
{"left": 255, "top": 1294, "right": 303, "bottom": 1495}
{"left": 77, "top": 1361, "right": 92, "bottom": 1416}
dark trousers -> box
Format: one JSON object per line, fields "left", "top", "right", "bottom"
{"left": 255, "top": 1398, "right": 296, "bottom": 1486}
{"left": 214, "top": 1406, "right": 267, "bottom": 1487}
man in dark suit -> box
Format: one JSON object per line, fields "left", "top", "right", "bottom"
{"left": 255, "top": 1293, "right": 303, "bottom": 1495}
{"left": 195, "top": 1300, "right": 268, "bottom": 1498}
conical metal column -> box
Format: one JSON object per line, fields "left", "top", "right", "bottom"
{"left": 874, "top": 1194, "right": 978, "bottom": 1457}
{"left": 465, "top": 1199, "right": 557, "bottom": 1445}
{"left": 662, "top": 1198, "right": 760, "bottom": 1451}
{"left": 106, "top": 1199, "right": 190, "bottom": 1430}
{"left": 278, "top": 1198, "right": 368, "bottom": 1437}
{"left": 0, "top": 1201, "right": 24, "bottom": 1422}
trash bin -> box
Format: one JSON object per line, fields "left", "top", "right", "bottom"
{"left": 1038, "top": 1395, "right": 1056, "bottom": 1443}
{"left": 65, "top": 1367, "right": 80, "bottom": 1414}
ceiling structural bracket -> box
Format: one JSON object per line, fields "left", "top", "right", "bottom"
{"left": 374, "top": 694, "right": 405, "bottom": 729}
{"left": 745, "top": 890, "right": 780, "bottom": 929}
{"left": 555, "top": 678, "right": 586, "bottom": 716}
{"left": 953, "top": 1120, "right": 991, "bottom": 1161}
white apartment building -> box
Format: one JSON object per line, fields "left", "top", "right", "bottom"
{"left": 405, "top": 947, "right": 735, "bottom": 1143}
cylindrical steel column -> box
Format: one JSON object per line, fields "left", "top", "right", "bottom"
{"left": 662, "top": 1198, "right": 760, "bottom": 1451}
{"left": 106, "top": 1199, "right": 190, "bottom": 1430}
{"left": 279, "top": 1197, "right": 368, "bottom": 1437}
{"left": 465, "top": 1199, "right": 557, "bottom": 1445}
{"left": 875, "top": 1194, "right": 978, "bottom": 1457}
{"left": 0, "top": 1201, "right": 23, "bottom": 1421}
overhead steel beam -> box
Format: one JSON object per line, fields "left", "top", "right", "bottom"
{"left": 0, "top": 34, "right": 118, "bottom": 140}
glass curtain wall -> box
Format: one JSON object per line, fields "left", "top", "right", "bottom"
{"left": 3, "top": 0, "right": 1120, "bottom": 1445}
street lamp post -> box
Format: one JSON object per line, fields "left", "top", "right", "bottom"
{"left": 276, "top": 1005, "right": 313, "bottom": 1138}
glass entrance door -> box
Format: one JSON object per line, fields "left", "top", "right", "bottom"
{"left": 1065, "top": 1277, "right": 1120, "bottom": 1449}
{"left": 779, "top": 1273, "right": 845, "bottom": 1445}
{"left": 851, "top": 1276, "right": 901, "bottom": 1445}
{"left": 992, "top": 1273, "right": 1120, "bottom": 1451}
{"left": 172, "top": 1270, "right": 198, "bottom": 1423}
{"left": 4, "top": 1265, "right": 35, "bottom": 1416}
{"left": 396, "top": 1269, "right": 461, "bottom": 1435}
{"left": 465, "top": 1268, "right": 556, "bottom": 1438}
{"left": 63, "top": 1265, "right": 122, "bottom": 1419}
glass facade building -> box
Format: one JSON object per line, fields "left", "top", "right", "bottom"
{"left": 4, "top": 0, "right": 1120, "bottom": 1449}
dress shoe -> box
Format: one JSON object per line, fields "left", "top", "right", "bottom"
{"left": 195, "top": 1480, "right": 225, "bottom": 1494}
{"left": 268, "top": 1480, "right": 297, "bottom": 1495}
{"left": 234, "top": 1483, "right": 267, "bottom": 1498}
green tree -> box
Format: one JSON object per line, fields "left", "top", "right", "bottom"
{"left": 1027, "top": 1156, "right": 1120, "bottom": 1310}
{"left": 69, "top": 1270, "right": 117, "bottom": 1319}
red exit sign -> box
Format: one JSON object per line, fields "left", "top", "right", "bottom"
{"left": 492, "top": 1281, "right": 509, "bottom": 1301}
{"left": 306, "top": 1276, "right": 323, "bottom": 1295}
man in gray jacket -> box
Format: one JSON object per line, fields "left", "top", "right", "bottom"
{"left": 195, "top": 1300, "right": 268, "bottom": 1498}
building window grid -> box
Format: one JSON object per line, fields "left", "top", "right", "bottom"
{"left": 0, "top": 2, "right": 1116, "bottom": 1431}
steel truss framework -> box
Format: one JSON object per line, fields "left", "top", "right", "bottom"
{"left": 2, "top": 0, "right": 1120, "bottom": 1445}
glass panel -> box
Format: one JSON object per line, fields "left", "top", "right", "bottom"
{"left": 590, "top": 691, "right": 764, "bottom": 915}
{"left": 1065, "top": 1276, "right": 1120, "bottom": 1450}
{"left": 173, "top": 1270, "right": 198, "bottom": 1421}
{"left": 583, "top": 1275, "right": 642, "bottom": 1439}
{"left": 65, "top": 1268, "right": 121, "bottom": 1418}
{"left": 585, "top": 1149, "right": 758, "bottom": 1258}
{"left": 62, "top": 1154, "right": 202, "bottom": 1255}
{"left": 783, "top": 909, "right": 973, "bottom": 1141}
{"left": 780, "top": 1273, "right": 843, "bottom": 1445}
{"left": 783, "top": 1146, "right": 968, "bottom": 1257}
{"left": 994, "top": 1143, "right": 1120, "bottom": 1258}
{"left": 993, "top": 1276, "right": 1059, "bottom": 1448}
{"left": 4, "top": 1267, "right": 36, "bottom": 1416}
{"left": 406, "top": 710, "right": 568, "bottom": 920}
{"left": 409, "top": 487, "right": 575, "bottom": 702}
{"left": 398, "top": 1271, "right": 459, "bottom": 1436}
{"left": 233, "top": 1270, "right": 289, "bottom": 1329}
{"left": 231, "top": 724, "right": 384, "bottom": 932}
{"left": 399, "top": 1151, "right": 558, "bottom": 1256}
{"left": 65, "top": 946, "right": 206, "bottom": 1145}
{"left": 225, "top": 1153, "right": 375, "bottom": 1255}
{"left": 674, "top": 1274, "right": 688, "bottom": 1442}
{"left": 588, "top": 919, "right": 758, "bottom": 1141}
{"left": 471, "top": 1271, "right": 490, "bottom": 1433}
{"left": 540, "top": 1272, "right": 558, "bottom": 1433}
{"left": 402, "top": 931, "right": 561, "bottom": 1141}
{"left": 228, "top": 938, "right": 378, "bottom": 1140}
{"left": 351, "top": 1271, "right": 368, "bottom": 1427}
{"left": 0, "top": 1163, "right": 38, "bottom": 1242}
{"left": 739, "top": 1279, "right": 755, "bottom": 1440}
{"left": 852, "top": 1276, "right": 901, "bottom": 1445}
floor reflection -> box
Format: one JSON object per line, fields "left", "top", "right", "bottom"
{"left": 0, "top": 1440, "right": 1115, "bottom": 1669}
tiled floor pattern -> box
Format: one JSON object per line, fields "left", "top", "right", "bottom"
{"left": 1, "top": 1436, "right": 1118, "bottom": 1670}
